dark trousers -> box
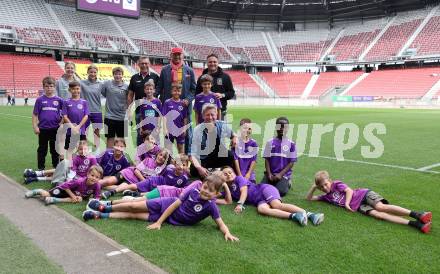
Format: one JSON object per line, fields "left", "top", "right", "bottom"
{"left": 190, "top": 150, "right": 235, "bottom": 178}
{"left": 260, "top": 173, "right": 291, "bottom": 197}
{"left": 135, "top": 112, "right": 142, "bottom": 146}
{"left": 37, "top": 128, "right": 59, "bottom": 170}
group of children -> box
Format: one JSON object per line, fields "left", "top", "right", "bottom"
{"left": 24, "top": 71, "right": 432, "bottom": 241}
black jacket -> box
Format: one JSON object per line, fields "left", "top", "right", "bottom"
{"left": 196, "top": 67, "right": 235, "bottom": 111}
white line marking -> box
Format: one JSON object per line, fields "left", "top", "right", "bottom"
{"left": 106, "top": 248, "right": 130, "bottom": 257}
{"left": 0, "top": 113, "right": 32, "bottom": 119}
{"left": 301, "top": 154, "right": 440, "bottom": 174}
{"left": 417, "top": 163, "right": 440, "bottom": 171}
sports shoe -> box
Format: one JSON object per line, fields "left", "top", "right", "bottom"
{"left": 82, "top": 210, "right": 100, "bottom": 221}
{"left": 420, "top": 222, "right": 432, "bottom": 234}
{"left": 87, "top": 199, "right": 103, "bottom": 212}
{"left": 24, "top": 177, "right": 37, "bottom": 184}
{"left": 44, "top": 197, "right": 55, "bottom": 205}
{"left": 101, "top": 190, "right": 114, "bottom": 200}
{"left": 122, "top": 190, "right": 140, "bottom": 197}
{"left": 308, "top": 213, "right": 325, "bottom": 226}
{"left": 122, "top": 196, "right": 136, "bottom": 201}
{"left": 25, "top": 190, "right": 36, "bottom": 198}
{"left": 292, "top": 212, "right": 307, "bottom": 226}
{"left": 23, "top": 169, "right": 37, "bottom": 178}
{"left": 419, "top": 212, "right": 432, "bottom": 224}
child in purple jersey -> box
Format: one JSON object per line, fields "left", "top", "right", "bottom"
{"left": 96, "top": 175, "right": 232, "bottom": 207}
{"left": 62, "top": 81, "right": 90, "bottom": 152}
{"left": 24, "top": 141, "right": 95, "bottom": 184}
{"left": 233, "top": 118, "right": 258, "bottom": 183}
{"left": 163, "top": 83, "right": 189, "bottom": 154}
{"left": 138, "top": 80, "right": 162, "bottom": 143}
{"left": 32, "top": 76, "right": 63, "bottom": 170}
{"left": 307, "top": 171, "right": 432, "bottom": 233}
{"left": 97, "top": 138, "right": 130, "bottom": 177}
{"left": 101, "top": 154, "right": 188, "bottom": 199}
{"left": 135, "top": 131, "right": 161, "bottom": 164}
{"left": 261, "top": 117, "right": 297, "bottom": 197}
{"left": 193, "top": 74, "right": 222, "bottom": 124}
{"left": 99, "top": 149, "right": 169, "bottom": 189}
{"left": 221, "top": 167, "right": 324, "bottom": 226}
{"left": 25, "top": 165, "right": 103, "bottom": 205}
{"left": 84, "top": 174, "right": 239, "bottom": 242}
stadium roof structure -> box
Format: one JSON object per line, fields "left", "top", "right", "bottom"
{"left": 141, "top": 0, "right": 439, "bottom": 24}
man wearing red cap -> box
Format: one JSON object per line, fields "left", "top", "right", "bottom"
{"left": 156, "top": 47, "right": 196, "bottom": 154}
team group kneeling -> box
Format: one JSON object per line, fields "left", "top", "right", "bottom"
{"left": 23, "top": 67, "right": 432, "bottom": 242}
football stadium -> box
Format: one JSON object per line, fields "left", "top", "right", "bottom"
{"left": 0, "top": 0, "right": 439, "bottom": 273}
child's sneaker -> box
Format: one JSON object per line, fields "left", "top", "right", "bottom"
{"left": 87, "top": 199, "right": 103, "bottom": 212}
{"left": 44, "top": 197, "right": 55, "bottom": 205}
{"left": 308, "top": 213, "right": 325, "bottom": 226}
{"left": 420, "top": 222, "right": 432, "bottom": 234}
{"left": 122, "top": 196, "right": 136, "bottom": 201}
{"left": 122, "top": 190, "right": 140, "bottom": 197}
{"left": 24, "top": 190, "right": 35, "bottom": 198}
{"left": 24, "top": 177, "right": 37, "bottom": 185}
{"left": 101, "top": 190, "right": 114, "bottom": 200}
{"left": 23, "top": 169, "right": 37, "bottom": 178}
{"left": 419, "top": 212, "right": 432, "bottom": 224}
{"left": 82, "top": 210, "right": 100, "bottom": 221}
{"left": 291, "top": 212, "right": 307, "bottom": 226}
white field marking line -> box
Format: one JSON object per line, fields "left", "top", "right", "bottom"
{"left": 106, "top": 248, "right": 130, "bottom": 257}
{"left": 0, "top": 113, "right": 32, "bottom": 119}
{"left": 417, "top": 162, "right": 440, "bottom": 171}
{"left": 301, "top": 153, "right": 440, "bottom": 174}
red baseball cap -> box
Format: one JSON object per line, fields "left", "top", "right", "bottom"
{"left": 171, "top": 47, "right": 183, "bottom": 54}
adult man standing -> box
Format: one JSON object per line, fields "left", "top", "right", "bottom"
{"left": 127, "top": 56, "right": 159, "bottom": 145}
{"left": 196, "top": 53, "right": 235, "bottom": 119}
{"left": 156, "top": 47, "right": 196, "bottom": 153}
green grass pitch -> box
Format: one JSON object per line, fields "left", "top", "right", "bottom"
{"left": 0, "top": 106, "right": 439, "bottom": 273}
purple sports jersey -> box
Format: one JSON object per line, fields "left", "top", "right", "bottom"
{"left": 136, "top": 165, "right": 188, "bottom": 192}
{"left": 226, "top": 176, "right": 280, "bottom": 206}
{"left": 120, "top": 157, "right": 165, "bottom": 184}
{"left": 157, "top": 181, "right": 202, "bottom": 198}
{"left": 193, "top": 93, "right": 222, "bottom": 124}
{"left": 233, "top": 139, "right": 258, "bottom": 182}
{"left": 263, "top": 137, "right": 297, "bottom": 180}
{"left": 57, "top": 177, "right": 101, "bottom": 199}
{"left": 161, "top": 165, "right": 189, "bottom": 187}
{"left": 146, "top": 183, "right": 220, "bottom": 225}
{"left": 135, "top": 144, "right": 161, "bottom": 163}
{"left": 138, "top": 98, "right": 162, "bottom": 131}
{"left": 62, "top": 98, "right": 90, "bottom": 135}
{"left": 318, "top": 181, "right": 369, "bottom": 211}
{"left": 33, "top": 95, "right": 63, "bottom": 129}
{"left": 72, "top": 155, "right": 97, "bottom": 178}
{"left": 162, "top": 99, "right": 188, "bottom": 138}
{"left": 97, "top": 149, "right": 130, "bottom": 177}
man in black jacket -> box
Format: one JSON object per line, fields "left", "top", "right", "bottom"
{"left": 196, "top": 53, "right": 235, "bottom": 119}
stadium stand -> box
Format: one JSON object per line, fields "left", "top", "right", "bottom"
{"left": 231, "top": 30, "right": 272, "bottom": 63}
{"left": 308, "top": 71, "right": 364, "bottom": 98}
{"left": 258, "top": 72, "right": 313, "bottom": 97}
{"left": 330, "top": 19, "right": 386, "bottom": 62}
{"left": 0, "top": 54, "right": 64, "bottom": 97}
{"left": 410, "top": 8, "right": 440, "bottom": 57}
{"left": 346, "top": 67, "right": 440, "bottom": 98}
{"left": 270, "top": 28, "right": 339, "bottom": 63}
{"left": 227, "top": 70, "right": 267, "bottom": 97}
{"left": 365, "top": 9, "right": 428, "bottom": 61}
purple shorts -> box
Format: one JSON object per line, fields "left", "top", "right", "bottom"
{"left": 255, "top": 184, "right": 281, "bottom": 206}
{"left": 166, "top": 134, "right": 185, "bottom": 144}
{"left": 146, "top": 197, "right": 177, "bottom": 222}
{"left": 86, "top": 112, "right": 103, "bottom": 129}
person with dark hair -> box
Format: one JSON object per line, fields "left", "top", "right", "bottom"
{"left": 196, "top": 53, "right": 235, "bottom": 119}
{"left": 189, "top": 104, "right": 237, "bottom": 179}
{"left": 156, "top": 48, "right": 196, "bottom": 154}
{"left": 127, "top": 56, "right": 159, "bottom": 146}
